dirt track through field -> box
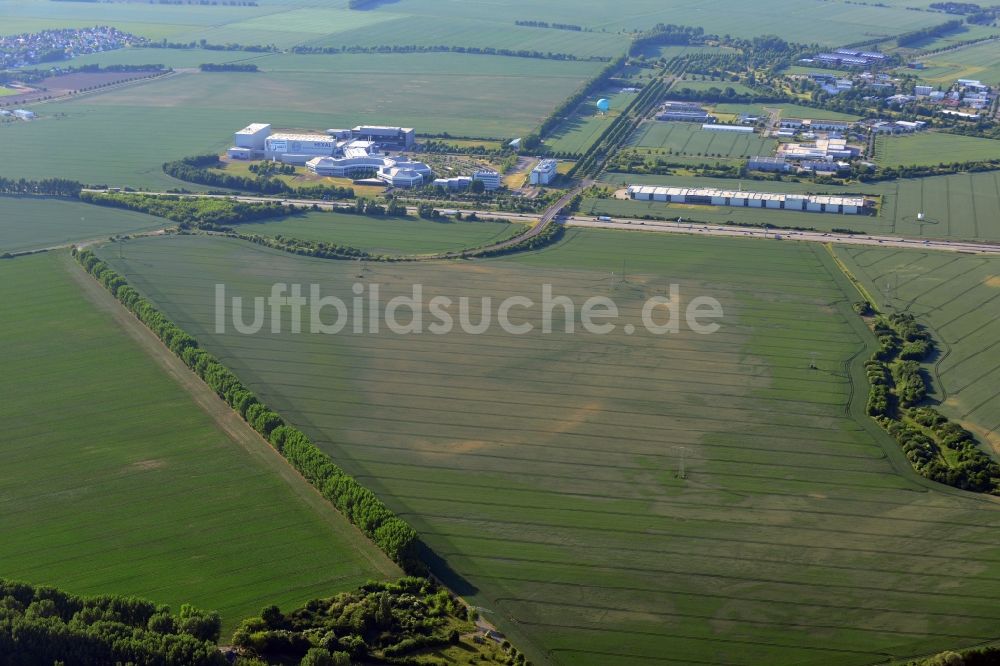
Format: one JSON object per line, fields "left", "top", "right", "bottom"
{"left": 60, "top": 251, "right": 399, "bottom": 580}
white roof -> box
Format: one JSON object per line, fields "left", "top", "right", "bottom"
{"left": 236, "top": 123, "right": 270, "bottom": 135}
{"left": 267, "top": 133, "right": 332, "bottom": 142}
{"left": 626, "top": 184, "right": 864, "bottom": 208}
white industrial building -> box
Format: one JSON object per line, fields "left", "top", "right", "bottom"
{"left": 702, "top": 123, "right": 754, "bottom": 133}
{"left": 748, "top": 156, "right": 790, "bottom": 172}
{"left": 228, "top": 122, "right": 416, "bottom": 162}
{"left": 530, "top": 159, "right": 558, "bottom": 185}
{"left": 307, "top": 154, "right": 432, "bottom": 188}
{"left": 232, "top": 123, "right": 270, "bottom": 155}
{"left": 350, "top": 125, "right": 415, "bottom": 148}
{"left": 264, "top": 133, "right": 337, "bottom": 164}
{"left": 473, "top": 170, "right": 501, "bottom": 191}
{"left": 626, "top": 184, "right": 865, "bottom": 214}
{"left": 433, "top": 176, "right": 473, "bottom": 190}
{"left": 12, "top": 109, "right": 36, "bottom": 120}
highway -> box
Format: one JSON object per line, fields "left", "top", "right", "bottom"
{"left": 563, "top": 216, "right": 1000, "bottom": 254}
{"left": 82, "top": 189, "right": 1000, "bottom": 256}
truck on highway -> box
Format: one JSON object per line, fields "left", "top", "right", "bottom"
{"left": 596, "top": 216, "right": 612, "bottom": 221}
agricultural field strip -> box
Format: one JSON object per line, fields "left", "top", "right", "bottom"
{"left": 101, "top": 243, "right": 1000, "bottom": 512}
{"left": 837, "top": 247, "right": 1000, "bottom": 437}
{"left": 0, "top": 253, "right": 396, "bottom": 633}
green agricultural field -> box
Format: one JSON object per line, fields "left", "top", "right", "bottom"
{"left": 342, "top": 0, "right": 945, "bottom": 45}
{"left": 543, "top": 89, "right": 638, "bottom": 155}
{"left": 834, "top": 246, "right": 1000, "bottom": 454}
{"left": 627, "top": 121, "right": 777, "bottom": 159}
{"left": 98, "top": 231, "right": 1000, "bottom": 666}
{"left": 0, "top": 0, "right": 950, "bottom": 53}
{"left": 0, "top": 197, "right": 167, "bottom": 254}
{"left": 599, "top": 170, "right": 1000, "bottom": 241}
{"left": 0, "top": 0, "right": 275, "bottom": 40}
{"left": 876, "top": 132, "right": 1000, "bottom": 167}
{"left": 913, "top": 38, "right": 1000, "bottom": 86}
{"left": 0, "top": 54, "right": 600, "bottom": 189}
{"left": 673, "top": 78, "right": 761, "bottom": 96}
{"left": 0, "top": 251, "right": 398, "bottom": 635}
{"left": 242, "top": 212, "right": 526, "bottom": 256}
{"left": 887, "top": 24, "right": 999, "bottom": 55}
{"left": 303, "top": 15, "right": 629, "bottom": 58}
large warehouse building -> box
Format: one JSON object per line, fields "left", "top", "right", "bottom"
{"left": 626, "top": 184, "right": 866, "bottom": 214}
{"left": 228, "top": 122, "right": 416, "bottom": 162}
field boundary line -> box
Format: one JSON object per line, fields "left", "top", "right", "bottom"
{"left": 824, "top": 243, "right": 878, "bottom": 306}
{"left": 59, "top": 251, "right": 401, "bottom": 580}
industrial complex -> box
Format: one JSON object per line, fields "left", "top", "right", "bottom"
{"left": 228, "top": 122, "right": 431, "bottom": 188}
{"left": 627, "top": 184, "right": 867, "bottom": 214}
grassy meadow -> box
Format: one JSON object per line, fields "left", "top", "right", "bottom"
{"left": 628, "top": 121, "right": 777, "bottom": 158}
{"left": 770, "top": 103, "right": 863, "bottom": 121}
{"left": 0, "top": 197, "right": 166, "bottom": 254}
{"left": 598, "top": 171, "right": 1000, "bottom": 241}
{"left": 913, "top": 38, "right": 1000, "bottom": 86}
{"left": 875, "top": 132, "right": 1000, "bottom": 167}
{"left": 543, "top": 89, "right": 638, "bottom": 155}
{"left": 0, "top": 251, "right": 398, "bottom": 634}
{"left": 96, "top": 231, "right": 1000, "bottom": 666}
{"left": 242, "top": 212, "right": 526, "bottom": 256}
{"left": 834, "top": 246, "right": 1000, "bottom": 454}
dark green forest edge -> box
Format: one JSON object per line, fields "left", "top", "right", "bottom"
{"left": 0, "top": 577, "right": 515, "bottom": 666}
{"left": 859, "top": 307, "right": 1000, "bottom": 493}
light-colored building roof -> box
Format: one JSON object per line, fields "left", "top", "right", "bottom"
{"left": 625, "top": 184, "right": 864, "bottom": 208}
{"left": 236, "top": 123, "right": 270, "bottom": 135}
{"left": 267, "top": 132, "right": 333, "bottom": 143}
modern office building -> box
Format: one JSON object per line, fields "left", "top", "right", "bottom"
{"left": 530, "top": 159, "right": 558, "bottom": 185}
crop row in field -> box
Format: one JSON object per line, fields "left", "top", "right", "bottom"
{"left": 834, "top": 246, "right": 1000, "bottom": 453}
{"left": 627, "top": 121, "right": 777, "bottom": 158}
{"left": 599, "top": 170, "right": 1000, "bottom": 241}
{"left": 98, "top": 231, "right": 1000, "bottom": 666}
{"left": 875, "top": 132, "right": 1000, "bottom": 167}
{"left": 0, "top": 251, "right": 397, "bottom": 635}
{"left": 242, "top": 212, "right": 526, "bottom": 256}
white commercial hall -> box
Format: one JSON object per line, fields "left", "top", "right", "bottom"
{"left": 626, "top": 185, "right": 865, "bottom": 214}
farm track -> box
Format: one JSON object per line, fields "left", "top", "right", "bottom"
{"left": 60, "top": 251, "right": 400, "bottom": 581}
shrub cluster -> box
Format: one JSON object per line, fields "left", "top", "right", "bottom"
{"left": 0, "top": 177, "right": 82, "bottom": 197}
{"left": 0, "top": 579, "right": 225, "bottom": 666}
{"left": 163, "top": 155, "right": 355, "bottom": 200}
{"left": 232, "top": 578, "right": 486, "bottom": 665}
{"left": 73, "top": 249, "right": 420, "bottom": 567}
{"left": 79, "top": 191, "right": 288, "bottom": 230}
{"left": 861, "top": 311, "right": 999, "bottom": 493}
